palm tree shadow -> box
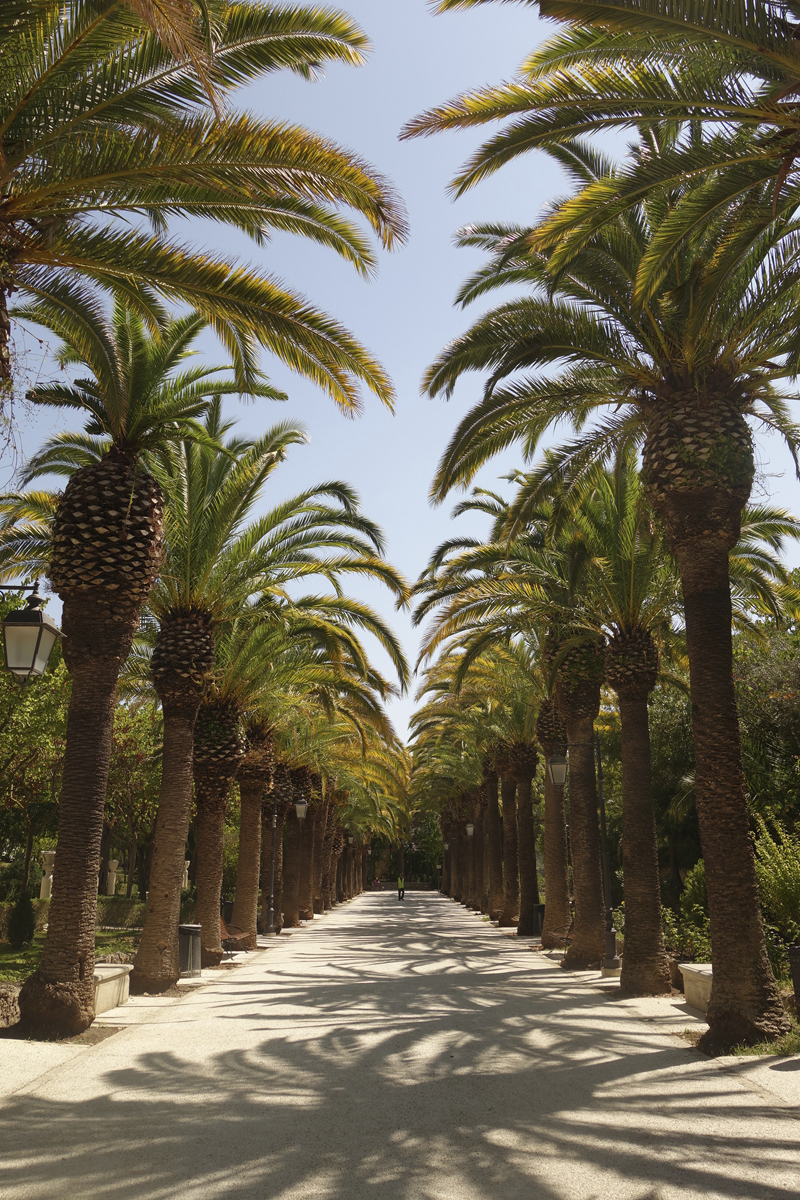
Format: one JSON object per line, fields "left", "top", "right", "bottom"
{"left": 0, "top": 895, "right": 797, "bottom": 1199}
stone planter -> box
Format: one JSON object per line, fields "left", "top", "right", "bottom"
{"left": 94, "top": 964, "right": 133, "bottom": 1015}
{"left": 679, "top": 963, "right": 712, "bottom": 1013}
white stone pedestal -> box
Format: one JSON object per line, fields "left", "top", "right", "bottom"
{"left": 39, "top": 851, "right": 55, "bottom": 901}
{"left": 105, "top": 860, "right": 119, "bottom": 896}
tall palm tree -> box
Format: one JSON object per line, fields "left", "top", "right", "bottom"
{"left": 2, "top": 0, "right": 407, "bottom": 411}
{"left": 416, "top": 129, "right": 800, "bottom": 1042}
{"left": 3, "top": 299, "right": 239, "bottom": 1034}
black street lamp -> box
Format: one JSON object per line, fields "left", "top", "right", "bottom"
{"left": 295, "top": 796, "right": 308, "bottom": 821}
{"left": 465, "top": 822, "right": 474, "bottom": 838}
{"left": 1, "top": 581, "right": 62, "bottom": 685}
{"left": 547, "top": 735, "right": 621, "bottom": 972}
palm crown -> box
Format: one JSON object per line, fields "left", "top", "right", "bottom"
{"left": 1, "top": 0, "right": 407, "bottom": 408}
{"left": 407, "top": 1, "right": 800, "bottom": 292}
{"left": 424, "top": 140, "right": 800, "bottom": 503}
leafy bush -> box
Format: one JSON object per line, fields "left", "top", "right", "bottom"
{"left": 680, "top": 860, "right": 707, "bottom": 923}
{"left": 7, "top": 891, "right": 35, "bottom": 948}
{"left": 662, "top": 904, "right": 712, "bottom": 962}
{"left": 0, "top": 858, "right": 42, "bottom": 903}
{"left": 753, "top": 817, "right": 800, "bottom": 945}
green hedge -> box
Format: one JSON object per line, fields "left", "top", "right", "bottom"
{"left": 0, "top": 895, "right": 196, "bottom": 939}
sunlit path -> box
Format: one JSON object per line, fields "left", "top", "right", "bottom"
{"left": 1, "top": 894, "right": 798, "bottom": 1200}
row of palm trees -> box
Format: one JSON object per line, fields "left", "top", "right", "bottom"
{"left": 400, "top": 0, "right": 800, "bottom": 1054}
{"left": 409, "top": 451, "right": 799, "bottom": 1043}
{"left": 1, "top": 0, "right": 410, "bottom": 1036}
{"left": 1, "top": 305, "right": 411, "bottom": 1027}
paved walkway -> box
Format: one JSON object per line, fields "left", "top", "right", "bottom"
{"left": 1, "top": 894, "right": 799, "bottom": 1200}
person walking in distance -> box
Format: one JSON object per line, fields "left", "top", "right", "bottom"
{"left": 398, "top": 874, "right": 405, "bottom": 901}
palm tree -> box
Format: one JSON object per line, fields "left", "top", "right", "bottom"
{"left": 2, "top": 0, "right": 407, "bottom": 414}
{"left": 544, "top": 451, "right": 680, "bottom": 993}
{"left": 131, "top": 403, "right": 407, "bottom": 983}
{"left": 4, "top": 299, "right": 239, "bottom": 1034}
{"left": 408, "top": 0, "right": 800, "bottom": 295}
{"left": 417, "top": 170, "right": 800, "bottom": 1040}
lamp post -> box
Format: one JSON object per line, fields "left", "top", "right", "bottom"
{"left": 295, "top": 797, "right": 308, "bottom": 822}
{"left": 465, "top": 822, "right": 474, "bottom": 838}
{"left": 1, "top": 580, "right": 62, "bottom": 685}
{"left": 548, "top": 734, "right": 621, "bottom": 972}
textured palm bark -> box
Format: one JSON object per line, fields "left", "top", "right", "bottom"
{"left": 473, "top": 799, "right": 486, "bottom": 912}
{"left": 643, "top": 398, "right": 788, "bottom": 1046}
{"left": 441, "top": 823, "right": 452, "bottom": 895}
{"left": 465, "top": 809, "right": 477, "bottom": 908}
{"left": 450, "top": 833, "right": 463, "bottom": 901}
{"left": 539, "top": 740, "right": 571, "bottom": 951}
{"left": 483, "top": 771, "right": 504, "bottom": 920}
{"left": 678, "top": 543, "right": 789, "bottom": 1045}
{"left": 355, "top": 848, "right": 364, "bottom": 894}
{"left": 562, "top": 710, "right": 605, "bottom": 968}
{"left": 283, "top": 811, "right": 303, "bottom": 927}
{"left": 260, "top": 764, "right": 291, "bottom": 933}
{"left": 133, "top": 612, "right": 214, "bottom": 992}
{"left": 299, "top": 807, "right": 316, "bottom": 920}
{"left": 132, "top": 700, "right": 199, "bottom": 991}
{"left": 194, "top": 776, "right": 231, "bottom": 967}
{"left": 514, "top": 759, "right": 539, "bottom": 936}
{"left": 229, "top": 782, "right": 264, "bottom": 949}
{"left": 615, "top": 688, "right": 671, "bottom": 995}
{"left": 18, "top": 598, "right": 139, "bottom": 1035}
{"left": 320, "top": 819, "right": 338, "bottom": 910}
{"left": 312, "top": 803, "right": 330, "bottom": 913}
{"left": 498, "top": 773, "right": 519, "bottom": 926}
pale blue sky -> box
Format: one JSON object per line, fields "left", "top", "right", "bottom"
{"left": 10, "top": 1, "right": 800, "bottom": 737}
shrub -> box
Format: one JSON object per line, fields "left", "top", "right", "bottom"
{"left": 7, "top": 891, "right": 36, "bottom": 948}
{"left": 662, "top": 904, "right": 712, "bottom": 962}
{"left": 680, "top": 860, "right": 707, "bottom": 923}
{"left": 0, "top": 857, "right": 42, "bottom": 903}
{"left": 753, "top": 817, "right": 800, "bottom": 945}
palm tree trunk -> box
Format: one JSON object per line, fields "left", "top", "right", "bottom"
{"left": 283, "top": 811, "right": 303, "bottom": 927}
{"left": 516, "top": 771, "right": 538, "bottom": 936}
{"left": 230, "top": 781, "right": 263, "bottom": 948}
{"left": 194, "top": 777, "right": 231, "bottom": 967}
{"left": 465, "top": 809, "right": 476, "bottom": 908}
{"left": 678, "top": 542, "right": 788, "bottom": 1044}
{"left": 483, "top": 771, "right": 504, "bottom": 920}
{"left": 539, "top": 739, "right": 571, "bottom": 951}
{"left": 474, "top": 802, "right": 487, "bottom": 912}
{"left": 645, "top": 400, "right": 788, "bottom": 1046}
{"left": 562, "top": 711, "right": 605, "bottom": 967}
{"left": 450, "top": 832, "right": 462, "bottom": 901}
{"left": 320, "top": 818, "right": 337, "bottom": 910}
{"left": 299, "top": 807, "right": 316, "bottom": 920}
{"left": 441, "top": 825, "right": 452, "bottom": 896}
{"left": 499, "top": 773, "right": 519, "bottom": 926}
{"left": 616, "top": 688, "right": 671, "bottom": 994}
{"left": 132, "top": 696, "right": 200, "bottom": 991}
{"left": 312, "top": 803, "right": 329, "bottom": 913}
{"left": 18, "top": 597, "right": 138, "bottom": 1036}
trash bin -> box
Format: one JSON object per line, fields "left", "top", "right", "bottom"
{"left": 179, "top": 923, "right": 202, "bottom": 977}
{"left": 221, "top": 900, "right": 234, "bottom": 924}
{"left": 533, "top": 903, "right": 546, "bottom": 936}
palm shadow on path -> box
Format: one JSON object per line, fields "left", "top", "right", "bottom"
{"left": 0, "top": 894, "right": 798, "bottom": 1200}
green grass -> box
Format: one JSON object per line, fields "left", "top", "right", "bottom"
{"left": 730, "top": 1019, "right": 800, "bottom": 1057}
{"left": 0, "top": 930, "right": 139, "bottom": 983}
